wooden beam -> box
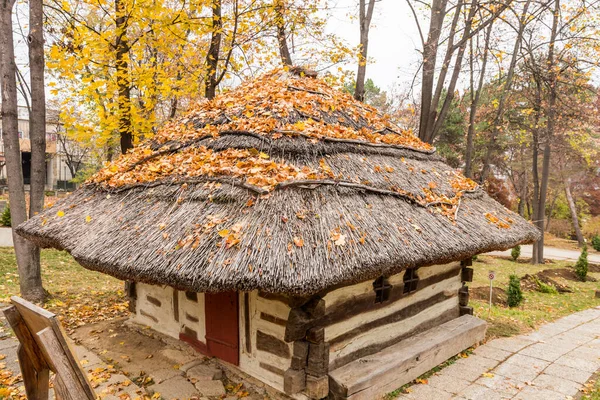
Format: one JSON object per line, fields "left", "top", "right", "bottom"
{"left": 37, "top": 327, "right": 90, "bottom": 399}
{"left": 256, "top": 330, "right": 290, "bottom": 358}
{"left": 3, "top": 306, "right": 48, "bottom": 372}
{"left": 18, "top": 345, "right": 49, "bottom": 400}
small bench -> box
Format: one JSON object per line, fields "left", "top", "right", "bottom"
{"left": 329, "top": 314, "right": 487, "bottom": 400}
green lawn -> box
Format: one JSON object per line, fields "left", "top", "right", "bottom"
{"left": 470, "top": 255, "right": 600, "bottom": 338}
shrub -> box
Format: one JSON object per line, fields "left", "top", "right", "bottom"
{"left": 507, "top": 274, "right": 523, "bottom": 307}
{"left": 511, "top": 245, "right": 521, "bottom": 261}
{"left": 0, "top": 204, "right": 11, "bottom": 227}
{"left": 592, "top": 234, "right": 600, "bottom": 252}
{"left": 575, "top": 245, "right": 588, "bottom": 281}
{"left": 534, "top": 277, "right": 558, "bottom": 294}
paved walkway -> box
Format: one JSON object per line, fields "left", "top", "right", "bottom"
{"left": 0, "top": 227, "right": 12, "bottom": 247}
{"left": 489, "top": 245, "right": 600, "bottom": 264}
{"left": 400, "top": 306, "right": 600, "bottom": 399}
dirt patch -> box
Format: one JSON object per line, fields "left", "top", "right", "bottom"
{"left": 521, "top": 268, "right": 593, "bottom": 293}
{"left": 542, "top": 267, "right": 596, "bottom": 283}
{"left": 588, "top": 263, "right": 600, "bottom": 273}
{"left": 471, "top": 286, "right": 508, "bottom": 306}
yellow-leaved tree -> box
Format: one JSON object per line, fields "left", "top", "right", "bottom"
{"left": 45, "top": 0, "right": 354, "bottom": 166}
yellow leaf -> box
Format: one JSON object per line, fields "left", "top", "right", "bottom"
{"left": 85, "top": 215, "right": 92, "bottom": 223}
{"left": 334, "top": 234, "right": 346, "bottom": 246}
{"left": 57, "top": 210, "right": 65, "bottom": 217}
{"left": 482, "top": 372, "right": 495, "bottom": 378}
{"left": 218, "top": 229, "right": 230, "bottom": 237}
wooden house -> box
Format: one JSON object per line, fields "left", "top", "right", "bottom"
{"left": 17, "top": 68, "right": 539, "bottom": 399}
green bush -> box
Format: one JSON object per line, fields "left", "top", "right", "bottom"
{"left": 534, "top": 277, "right": 558, "bottom": 294}
{"left": 592, "top": 234, "right": 600, "bottom": 252}
{"left": 511, "top": 245, "right": 521, "bottom": 261}
{"left": 575, "top": 245, "right": 588, "bottom": 281}
{"left": 507, "top": 274, "right": 523, "bottom": 307}
{"left": 0, "top": 204, "right": 11, "bottom": 227}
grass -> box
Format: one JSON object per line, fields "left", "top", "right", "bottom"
{"left": 581, "top": 373, "right": 600, "bottom": 399}
{"left": 470, "top": 255, "right": 600, "bottom": 338}
{"left": 0, "top": 248, "right": 122, "bottom": 302}
{"left": 0, "top": 248, "right": 127, "bottom": 334}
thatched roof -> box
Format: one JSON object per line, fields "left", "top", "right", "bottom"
{"left": 17, "top": 68, "right": 539, "bottom": 295}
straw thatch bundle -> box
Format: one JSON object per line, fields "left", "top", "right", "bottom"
{"left": 17, "top": 68, "right": 539, "bottom": 295}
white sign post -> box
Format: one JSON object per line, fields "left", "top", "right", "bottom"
{"left": 488, "top": 271, "right": 495, "bottom": 316}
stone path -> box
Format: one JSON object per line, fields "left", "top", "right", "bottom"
{"left": 399, "top": 306, "right": 600, "bottom": 399}
{"left": 0, "top": 306, "right": 145, "bottom": 399}
{"left": 1, "top": 311, "right": 275, "bottom": 400}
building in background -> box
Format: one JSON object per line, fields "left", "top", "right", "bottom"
{"left": 0, "top": 106, "right": 85, "bottom": 190}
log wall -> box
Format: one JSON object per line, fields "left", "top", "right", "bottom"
{"left": 133, "top": 283, "right": 181, "bottom": 338}
{"left": 239, "top": 290, "right": 293, "bottom": 393}
{"left": 132, "top": 283, "right": 207, "bottom": 346}
{"left": 323, "top": 262, "right": 462, "bottom": 371}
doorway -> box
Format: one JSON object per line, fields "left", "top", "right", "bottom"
{"left": 204, "top": 291, "right": 239, "bottom": 365}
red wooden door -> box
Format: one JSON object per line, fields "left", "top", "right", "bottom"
{"left": 205, "top": 291, "right": 239, "bottom": 365}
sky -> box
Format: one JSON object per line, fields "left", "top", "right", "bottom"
{"left": 326, "top": 1, "right": 424, "bottom": 93}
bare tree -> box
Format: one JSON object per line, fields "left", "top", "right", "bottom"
{"left": 531, "top": 0, "right": 560, "bottom": 264}
{"left": 355, "top": 0, "right": 376, "bottom": 102}
{"left": 413, "top": 0, "right": 511, "bottom": 143}
{"left": 0, "top": 0, "right": 46, "bottom": 302}
{"left": 57, "top": 134, "right": 89, "bottom": 178}
{"left": 479, "top": 0, "right": 532, "bottom": 182}
{"left": 464, "top": 23, "right": 492, "bottom": 178}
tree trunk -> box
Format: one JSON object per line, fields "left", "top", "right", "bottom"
{"left": 564, "top": 178, "right": 585, "bottom": 247}
{"left": 531, "top": 79, "right": 542, "bottom": 264}
{"left": 0, "top": 0, "right": 46, "bottom": 302}
{"left": 355, "top": 0, "right": 376, "bottom": 102}
{"left": 205, "top": 0, "right": 222, "bottom": 100}
{"left": 28, "top": 0, "right": 46, "bottom": 217}
{"left": 533, "top": 0, "right": 560, "bottom": 264}
{"left": 465, "top": 25, "right": 492, "bottom": 178}
{"left": 275, "top": 0, "right": 292, "bottom": 66}
{"left": 418, "top": 0, "right": 447, "bottom": 142}
{"left": 546, "top": 191, "right": 558, "bottom": 231}
{"left": 115, "top": 0, "right": 133, "bottom": 154}
{"left": 480, "top": 0, "right": 530, "bottom": 183}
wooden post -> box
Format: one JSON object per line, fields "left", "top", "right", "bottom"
{"left": 284, "top": 295, "right": 329, "bottom": 398}
{"left": 460, "top": 259, "right": 474, "bottom": 316}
